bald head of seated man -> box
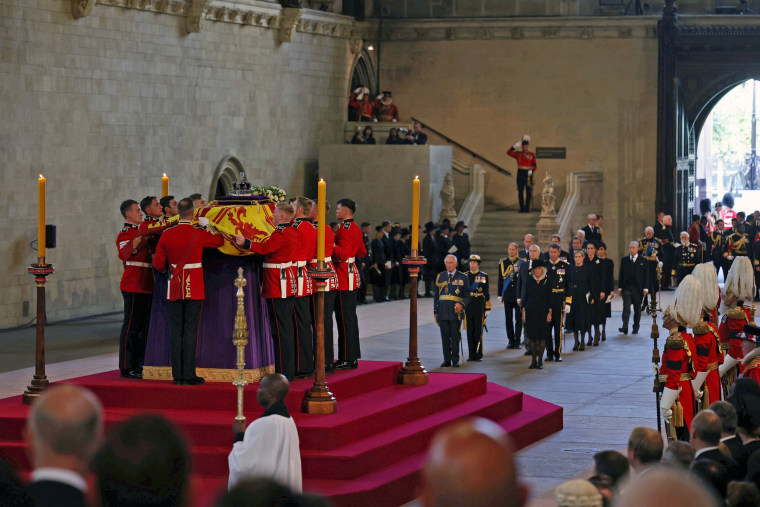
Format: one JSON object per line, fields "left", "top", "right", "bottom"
{"left": 420, "top": 417, "right": 528, "bottom": 507}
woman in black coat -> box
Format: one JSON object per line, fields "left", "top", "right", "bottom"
{"left": 585, "top": 242, "right": 607, "bottom": 347}
{"left": 597, "top": 242, "right": 615, "bottom": 342}
{"left": 568, "top": 250, "right": 593, "bottom": 351}
{"left": 522, "top": 260, "right": 552, "bottom": 369}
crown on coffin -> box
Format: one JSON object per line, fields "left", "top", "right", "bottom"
{"left": 232, "top": 172, "right": 252, "bottom": 195}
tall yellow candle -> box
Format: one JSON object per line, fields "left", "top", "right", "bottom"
{"left": 317, "top": 179, "right": 326, "bottom": 262}
{"left": 38, "top": 174, "right": 46, "bottom": 260}
{"left": 162, "top": 173, "right": 169, "bottom": 197}
{"left": 411, "top": 176, "right": 420, "bottom": 253}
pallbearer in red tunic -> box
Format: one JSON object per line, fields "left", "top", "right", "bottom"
{"left": 116, "top": 199, "right": 154, "bottom": 379}
{"left": 291, "top": 197, "right": 317, "bottom": 377}
{"left": 659, "top": 276, "right": 701, "bottom": 439}
{"left": 333, "top": 198, "right": 367, "bottom": 369}
{"left": 153, "top": 198, "right": 224, "bottom": 386}
{"left": 739, "top": 324, "right": 760, "bottom": 384}
{"left": 236, "top": 202, "right": 299, "bottom": 380}
{"left": 718, "top": 257, "right": 756, "bottom": 392}
{"left": 692, "top": 264, "right": 723, "bottom": 407}
{"left": 308, "top": 199, "right": 339, "bottom": 372}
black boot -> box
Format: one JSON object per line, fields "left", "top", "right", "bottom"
{"left": 537, "top": 340, "right": 545, "bottom": 369}
{"left": 579, "top": 332, "right": 586, "bottom": 351}
{"left": 573, "top": 332, "right": 579, "bottom": 351}
{"left": 602, "top": 323, "right": 606, "bottom": 341}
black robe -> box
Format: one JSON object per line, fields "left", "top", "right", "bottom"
{"left": 522, "top": 275, "right": 551, "bottom": 342}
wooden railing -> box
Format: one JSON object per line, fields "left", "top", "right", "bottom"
{"left": 410, "top": 117, "right": 512, "bottom": 176}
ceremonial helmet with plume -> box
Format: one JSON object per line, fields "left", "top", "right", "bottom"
{"left": 664, "top": 275, "right": 702, "bottom": 328}
{"left": 724, "top": 256, "right": 756, "bottom": 303}
{"left": 692, "top": 263, "right": 720, "bottom": 312}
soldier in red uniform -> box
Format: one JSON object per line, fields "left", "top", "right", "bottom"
{"left": 308, "top": 199, "right": 340, "bottom": 373}
{"left": 506, "top": 135, "right": 537, "bottom": 213}
{"left": 116, "top": 199, "right": 154, "bottom": 379}
{"left": 235, "top": 202, "right": 299, "bottom": 380}
{"left": 740, "top": 324, "right": 760, "bottom": 384}
{"left": 333, "top": 198, "right": 367, "bottom": 369}
{"left": 291, "top": 197, "right": 316, "bottom": 377}
{"left": 153, "top": 198, "right": 224, "bottom": 386}
{"left": 718, "top": 257, "right": 755, "bottom": 393}
{"left": 692, "top": 264, "right": 724, "bottom": 407}
{"left": 138, "top": 196, "right": 163, "bottom": 234}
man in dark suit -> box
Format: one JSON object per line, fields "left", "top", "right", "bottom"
{"left": 581, "top": 214, "right": 602, "bottom": 244}
{"left": 690, "top": 409, "right": 742, "bottom": 482}
{"left": 618, "top": 241, "right": 649, "bottom": 335}
{"left": 25, "top": 385, "right": 103, "bottom": 507}
{"left": 709, "top": 401, "right": 745, "bottom": 465}
{"left": 434, "top": 254, "right": 472, "bottom": 367}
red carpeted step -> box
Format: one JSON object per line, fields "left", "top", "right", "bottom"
{"left": 497, "top": 394, "right": 564, "bottom": 451}
{"left": 300, "top": 384, "right": 523, "bottom": 480}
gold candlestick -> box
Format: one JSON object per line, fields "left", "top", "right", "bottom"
{"left": 232, "top": 268, "right": 249, "bottom": 423}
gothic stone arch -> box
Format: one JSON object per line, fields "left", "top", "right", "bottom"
{"left": 210, "top": 156, "right": 246, "bottom": 200}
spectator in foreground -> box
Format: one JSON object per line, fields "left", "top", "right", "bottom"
{"left": 25, "top": 384, "right": 103, "bottom": 507}
{"left": 710, "top": 401, "right": 744, "bottom": 463}
{"left": 94, "top": 414, "right": 190, "bottom": 507}
{"left": 726, "top": 480, "right": 760, "bottom": 507}
{"left": 626, "top": 427, "right": 663, "bottom": 476}
{"left": 215, "top": 478, "right": 329, "bottom": 507}
{"left": 691, "top": 410, "right": 741, "bottom": 482}
{"left": 617, "top": 467, "right": 719, "bottom": 507}
{"left": 555, "top": 479, "right": 602, "bottom": 507}
{"left": 662, "top": 441, "right": 695, "bottom": 469}
{"left": 593, "top": 450, "right": 629, "bottom": 486}
{"left": 0, "top": 458, "right": 32, "bottom": 507}
{"left": 420, "top": 417, "right": 528, "bottom": 507}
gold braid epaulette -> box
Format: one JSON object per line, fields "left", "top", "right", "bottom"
{"left": 665, "top": 335, "right": 685, "bottom": 350}
{"left": 692, "top": 321, "right": 710, "bottom": 335}
{"left": 745, "top": 357, "right": 760, "bottom": 375}
{"left": 727, "top": 306, "right": 750, "bottom": 322}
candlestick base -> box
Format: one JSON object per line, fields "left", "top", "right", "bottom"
{"left": 303, "top": 266, "right": 338, "bottom": 414}
{"left": 302, "top": 386, "right": 338, "bottom": 414}
{"left": 398, "top": 259, "right": 429, "bottom": 385}
{"left": 23, "top": 262, "right": 55, "bottom": 405}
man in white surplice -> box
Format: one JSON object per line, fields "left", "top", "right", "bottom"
{"left": 228, "top": 373, "right": 302, "bottom": 491}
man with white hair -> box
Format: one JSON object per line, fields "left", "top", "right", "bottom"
{"left": 25, "top": 384, "right": 104, "bottom": 507}
{"left": 638, "top": 226, "right": 662, "bottom": 309}
{"left": 434, "top": 254, "right": 472, "bottom": 367}
{"left": 618, "top": 241, "right": 648, "bottom": 335}
{"left": 672, "top": 230, "right": 702, "bottom": 285}
{"left": 581, "top": 214, "right": 601, "bottom": 244}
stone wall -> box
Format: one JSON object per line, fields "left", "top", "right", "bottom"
{"left": 375, "top": 16, "right": 659, "bottom": 267}
{"left": 0, "top": 0, "right": 363, "bottom": 328}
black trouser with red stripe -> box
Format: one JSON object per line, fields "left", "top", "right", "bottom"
{"left": 119, "top": 291, "right": 152, "bottom": 374}
{"left": 336, "top": 289, "right": 360, "bottom": 361}
{"left": 267, "top": 298, "right": 295, "bottom": 380}
{"left": 546, "top": 295, "right": 564, "bottom": 358}
{"left": 293, "top": 296, "right": 314, "bottom": 374}
{"left": 311, "top": 290, "right": 337, "bottom": 366}
{"left": 167, "top": 299, "right": 202, "bottom": 381}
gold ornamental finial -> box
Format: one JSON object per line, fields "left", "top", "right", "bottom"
{"left": 232, "top": 267, "right": 249, "bottom": 423}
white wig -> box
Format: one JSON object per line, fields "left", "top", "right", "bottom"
{"left": 673, "top": 275, "right": 703, "bottom": 328}
{"left": 724, "top": 256, "right": 756, "bottom": 302}
{"left": 692, "top": 263, "right": 719, "bottom": 311}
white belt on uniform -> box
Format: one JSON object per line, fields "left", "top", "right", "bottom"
{"left": 347, "top": 256, "right": 356, "bottom": 289}
{"left": 310, "top": 256, "right": 332, "bottom": 263}
{"left": 166, "top": 263, "right": 203, "bottom": 298}
{"left": 263, "top": 261, "right": 292, "bottom": 297}
{"left": 126, "top": 261, "right": 151, "bottom": 268}
{"left": 296, "top": 260, "right": 307, "bottom": 295}
{"left": 171, "top": 263, "right": 202, "bottom": 269}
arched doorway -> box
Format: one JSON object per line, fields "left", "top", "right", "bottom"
{"left": 209, "top": 156, "right": 246, "bottom": 200}
{"left": 347, "top": 49, "right": 377, "bottom": 118}
{"left": 696, "top": 80, "right": 759, "bottom": 214}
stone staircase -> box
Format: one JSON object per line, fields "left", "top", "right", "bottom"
{"left": 469, "top": 207, "right": 540, "bottom": 275}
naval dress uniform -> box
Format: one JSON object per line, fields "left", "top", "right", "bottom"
{"left": 116, "top": 222, "right": 154, "bottom": 377}
{"left": 240, "top": 223, "right": 298, "bottom": 380}
{"left": 498, "top": 256, "right": 522, "bottom": 349}
{"left": 464, "top": 268, "right": 490, "bottom": 361}
{"left": 434, "top": 270, "right": 472, "bottom": 366}
{"left": 672, "top": 242, "right": 702, "bottom": 286}
{"left": 638, "top": 236, "right": 661, "bottom": 308}
{"left": 153, "top": 220, "right": 224, "bottom": 384}
{"left": 545, "top": 259, "right": 570, "bottom": 361}
{"left": 333, "top": 218, "right": 367, "bottom": 367}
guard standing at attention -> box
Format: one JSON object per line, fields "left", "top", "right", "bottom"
{"left": 464, "top": 255, "right": 490, "bottom": 362}
{"left": 116, "top": 199, "right": 154, "bottom": 379}
{"left": 154, "top": 198, "right": 224, "bottom": 386}
{"left": 545, "top": 243, "right": 570, "bottom": 362}
{"left": 672, "top": 231, "right": 703, "bottom": 285}
{"left": 638, "top": 227, "right": 661, "bottom": 309}
{"left": 434, "top": 254, "right": 472, "bottom": 367}
{"left": 291, "top": 197, "right": 316, "bottom": 378}
{"left": 506, "top": 135, "right": 537, "bottom": 213}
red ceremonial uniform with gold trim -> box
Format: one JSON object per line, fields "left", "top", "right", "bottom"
{"left": 692, "top": 321, "right": 723, "bottom": 406}
{"left": 152, "top": 221, "right": 224, "bottom": 301}
{"left": 743, "top": 353, "right": 760, "bottom": 384}
{"left": 117, "top": 223, "right": 154, "bottom": 294}
{"left": 244, "top": 224, "right": 298, "bottom": 299}
{"left": 333, "top": 218, "right": 366, "bottom": 291}
{"left": 309, "top": 225, "right": 339, "bottom": 291}
{"left": 293, "top": 218, "right": 317, "bottom": 297}
{"left": 506, "top": 147, "right": 537, "bottom": 171}
{"left": 660, "top": 330, "right": 697, "bottom": 429}
{"left": 719, "top": 305, "right": 752, "bottom": 362}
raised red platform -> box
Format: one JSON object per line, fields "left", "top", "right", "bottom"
{"left": 0, "top": 361, "right": 562, "bottom": 506}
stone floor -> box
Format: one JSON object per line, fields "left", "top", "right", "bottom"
{"left": 2, "top": 289, "right": 754, "bottom": 505}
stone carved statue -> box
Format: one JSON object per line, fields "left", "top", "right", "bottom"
{"left": 439, "top": 172, "right": 457, "bottom": 223}
{"left": 71, "top": 0, "right": 95, "bottom": 19}
{"left": 541, "top": 173, "right": 556, "bottom": 217}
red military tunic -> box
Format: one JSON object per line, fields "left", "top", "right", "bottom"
{"left": 692, "top": 321, "right": 723, "bottom": 406}
{"left": 719, "top": 305, "right": 752, "bottom": 362}
{"left": 506, "top": 147, "right": 537, "bottom": 171}
{"left": 138, "top": 216, "right": 162, "bottom": 254}
{"left": 244, "top": 224, "right": 298, "bottom": 299}
{"left": 116, "top": 223, "right": 154, "bottom": 294}
{"left": 742, "top": 350, "right": 760, "bottom": 384}
{"left": 333, "top": 218, "right": 366, "bottom": 291}
{"left": 152, "top": 221, "right": 224, "bottom": 301}
{"left": 293, "top": 218, "right": 317, "bottom": 297}
{"left": 660, "top": 329, "right": 697, "bottom": 430}
{"left": 309, "top": 225, "right": 339, "bottom": 291}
